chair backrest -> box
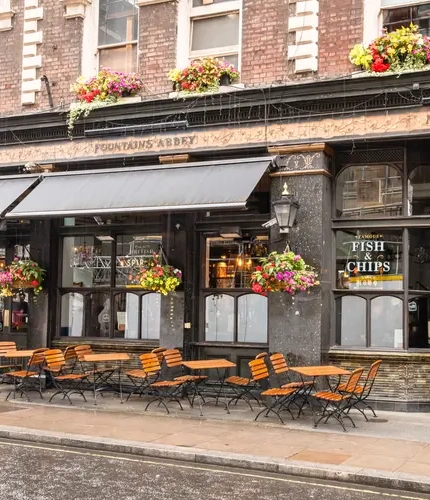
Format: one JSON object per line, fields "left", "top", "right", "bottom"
{"left": 162, "top": 349, "right": 183, "bottom": 369}
{"left": 74, "top": 344, "right": 93, "bottom": 362}
{"left": 64, "top": 345, "right": 78, "bottom": 371}
{"left": 343, "top": 367, "right": 365, "bottom": 393}
{"left": 269, "top": 352, "right": 290, "bottom": 375}
{"left": 28, "top": 348, "right": 49, "bottom": 372}
{"left": 140, "top": 353, "right": 162, "bottom": 376}
{"left": 43, "top": 349, "right": 66, "bottom": 372}
{"left": 249, "top": 357, "right": 270, "bottom": 382}
{"left": 0, "top": 341, "right": 17, "bottom": 356}
{"left": 362, "top": 359, "right": 382, "bottom": 396}
{"left": 151, "top": 347, "right": 167, "bottom": 364}
{"left": 255, "top": 352, "right": 268, "bottom": 359}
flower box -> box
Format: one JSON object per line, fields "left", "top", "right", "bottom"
{"left": 12, "top": 280, "right": 38, "bottom": 289}
{"left": 137, "top": 254, "right": 182, "bottom": 295}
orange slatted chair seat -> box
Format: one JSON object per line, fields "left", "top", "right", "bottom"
{"left": 7, "top": 370, "right": 38, "bottom": 378}
{"left": 126, "top": 368, "right": 147, "bottom": 379}
{"left": 314, "top": 390, "right": 350, "bottom": 402}
{"left": 281, "top": 381, "right": 314, "bottom": 389}
{"left": 226, "top": 376, "right": 251, "bottom": 386}
{"left": 337, "top": 382, "right": 365, "bottom": 394}
{"left": 261, "top": 387, "right": 296, "bottom": 397}
{"left": 151, "top": 380, "right": 183, "bottom": 388}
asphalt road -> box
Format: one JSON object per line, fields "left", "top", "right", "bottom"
{"left": 0, "top": 439, "right": 428, "bottom": 500}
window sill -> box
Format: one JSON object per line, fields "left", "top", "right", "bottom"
{"left": 69, "top": 95, "right": 141, "bottom": 111}
{"left": 350, "top": 66, "right": 430, "bottom": 79}
{"left": 168, "top": 84, "right": 245, "bottom": 99}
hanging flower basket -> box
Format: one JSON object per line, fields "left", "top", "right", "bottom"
{"left": 136, "top": 253, "right": 182, "bottom": 296}
{"left": 8, "top": 259, "right": 45, "bottom": 296}
{"left": 0, "top": 270, "right": 13, "bottom": 297}
{"left": 349, "top": 24, "right": 430, "bottom": 74}
{"left": 250, "top": 251, "right": 319, "bottom": 296}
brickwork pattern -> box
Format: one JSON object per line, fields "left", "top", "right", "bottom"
{"left": 37, "top": 0, "right": 83, "bottom": 111}
{"left": 241, "top": 0, "right": 290, "bottom": 85}
{"left": 318, "top": 0, "right": 364, "bottom": 78}
{"left": 0, "top": 0, "right": 23, "bottom": 115}
{"left": 138, "top": 1, "right": 178, "bottom": 97}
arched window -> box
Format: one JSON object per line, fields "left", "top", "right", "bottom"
{"left": 237, "top": 294, "right": 268, "bottom": 343}
{"left": 60, "top": 292, "right": 84, "bottom": 337}
{"left": 336, "top": 296, "right": 366, "bottom": 347}
{"left": 336, "top": 165, "right": 402, "bottom": 218}
{"left": 205, "top": 294, "right": 235, "bottom": 341}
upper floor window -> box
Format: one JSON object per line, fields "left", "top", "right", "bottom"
{"left": 383, "top": 2, "right": 430, "bottom": 36}
{"left": 189, "top": 0, "right": 241, "bottom": 68}
{"left": 98, "top": 0, "right": 138, "bottom": 73}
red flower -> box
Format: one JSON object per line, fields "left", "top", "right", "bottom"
{"left": 31, "top": 280, "right": 39, "bottom": 286}
{"left": 255, "top": 266, "right": 262, "bottom": 271}
{"left": 371, "top": 57, "right": 390, "bottom": 73}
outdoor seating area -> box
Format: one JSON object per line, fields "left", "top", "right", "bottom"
{"left": 0, "top": 341, "right": 383, "bottom": 432}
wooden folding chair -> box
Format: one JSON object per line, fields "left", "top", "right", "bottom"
{"left": 269, "top": 352, "right": 314, "bottom": 416}
{"left": 5, "top": 348, "right": 48, "bottom": 401}
{"left": 125, "top": 353, "right": 158, "bottom": 401}
{"left": 340, "top": 360, "right": 382, "bottom": 421}
{"left": 313, "top": 368, "right": 365, "bottom": 432}
{"left": 44, "top": 349, "right": 89, "bottom": 404}
{"left": 225, "top": 352, "right": 268, "bottom": 410}
{"left": 140, "top": 353, "right": 184, "bottom": 414}
{"left": 162, "top": 349, "right": 207, "bottom": 407}
{"left": 0, "top": 341, "right": 20, "bottom": 381}
{"left": 249, "top": 357, "right": 298, "bottom": 424}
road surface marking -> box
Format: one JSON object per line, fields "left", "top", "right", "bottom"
{"left": 0, "top": 439, "right": 426, "bottom": 500}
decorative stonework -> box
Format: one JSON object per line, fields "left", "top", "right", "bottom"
{"left": 287, "top": 0, "right": 319, "bottom": 73}
{"left": 0, "top": 0, "right": 14, "bottom": 31}
{"left": 0, "top": 106, "right": 429, "bottom": 166}
{"left": 61, "top": 0, "right": 91, "bottom": 19}
{"left": 21, "top": 0, "right": 43, "bottom": 105}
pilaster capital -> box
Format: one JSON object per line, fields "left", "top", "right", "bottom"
{"left": 61, "top": 0, "right": 91, "bottom": 19}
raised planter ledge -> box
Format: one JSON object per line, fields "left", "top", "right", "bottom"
{"left": 327, "top": 349, "right": 430, "bottom": 360}
{"left": 169, "top": 84, "right": 245, "bottom": 99}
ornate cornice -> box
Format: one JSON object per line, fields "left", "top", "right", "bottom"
{"left": 61, "top": 0, "right": 92, "bottom": 19}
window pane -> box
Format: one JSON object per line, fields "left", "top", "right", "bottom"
{"left": 99, "top": 44, "right": 137, "bottom": 73}
{"left": 99, "top": 0, "right": 138, "bottom": 46}
{"left": 114, "top": 293, "right": 139, "bottom": 339}
{"left": 409, "top": 229, "right": 430, "bottom": 291}
{"left": 88, "top": 293, "right": 110, "bottom": 337}
{"left": 336, "top": 230, "right": 403, "bottom": 291}
{"left": 205, "top": 294, "right": 234, "bottom": 341}
{"left": 409, "top": 166, "right": 430, "bottom": 216}
{"left": 408, "top": 296, "right": 430, "bottom": 348}
{"left": 60, "top": 293, "right": 84, "bottom": 337}
{"left": 116, "top": 235, "right": 162, "bottom": 287}
{"left": 141, "top": 293, "right": 161, "bottom": 340}
{"left": 371, "top": 296, "right": 403, "bottom": 348}
{"left": 383, "top": 7, "right": 411, "bottom": 25}
{"left": 206, "top": 237, "right": 268, "bottom": 289}
{"left": 336, "top": 296, "right": 366, "bottom": 347}
{"left": 237, "top": 294, "right": 268, "bottom": 343}
{"left": 191, "top": 14, "right": 239, "bottom": 51}
{"left": 63, "top": 236, "right": 112, "bottom": 288}
{"left": 336, "top": 165, "right": 402, "bottom": 218}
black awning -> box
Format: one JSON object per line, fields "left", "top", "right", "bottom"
{"left": 7, "top": 158, "right": 271, "bottom": 218}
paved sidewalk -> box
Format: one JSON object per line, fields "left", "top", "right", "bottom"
{"left": 2, "top": 390, "right": 430, "bottom": 492}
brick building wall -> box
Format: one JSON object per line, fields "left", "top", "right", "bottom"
{"left": 0, "top": 0, "right": 367, "bottom": 116}
{"left": 0, "top": 0, "right": 24, "bottom": 115}
{"left": 318, "top": 0, "right": 364, "bottom": 78}
{"left": 138, "top": 1, "right": 178, "bottom": 96}
{"left": 241, "top": 0, "right": 290, "bottom": 85}
{"left": 37, "top": 0, "right": 84, "bottom": 111}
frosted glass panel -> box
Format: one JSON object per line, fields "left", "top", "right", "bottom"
{"left": 61, "top": 293, "right": 84, "bottom": 337}
{"left": 339, "top": 296, "right": 366, "bottom": 347}
{"left": 205, "top": 294, "right": 234, "bottom": 341}
{"left": 141, "top": 293, "right": 161, "bottom": 340}
{"left": 237, "top": 294, "right": 268, "bottom": 343}
{"left": 371, "top": 296, "right": 403, "bottom": 348}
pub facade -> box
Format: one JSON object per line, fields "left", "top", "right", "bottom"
{"left": 2, "top": 71, "right": 430, "bottom": 410}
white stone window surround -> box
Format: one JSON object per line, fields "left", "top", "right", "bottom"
{"left": 364, "top": 0, "right": 430, "bottom": 46}
{"left": 0, "top": 0, "right": 14, "bottom": 31}
{"left": 176, "top": 0, "right": 242, "bottom": 70}
{"left": 81, "top": 0, "right": 139, "bottom": 78}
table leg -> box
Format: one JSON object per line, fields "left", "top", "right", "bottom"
{"left": 93, "top": 363, "right": 98, "bottom": 406}
{"left": 119, "top": 361, "right": 123, "bottom": 404}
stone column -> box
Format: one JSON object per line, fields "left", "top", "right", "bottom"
{"left": 268, "top": 144, "right": 333, "bottom": 365}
